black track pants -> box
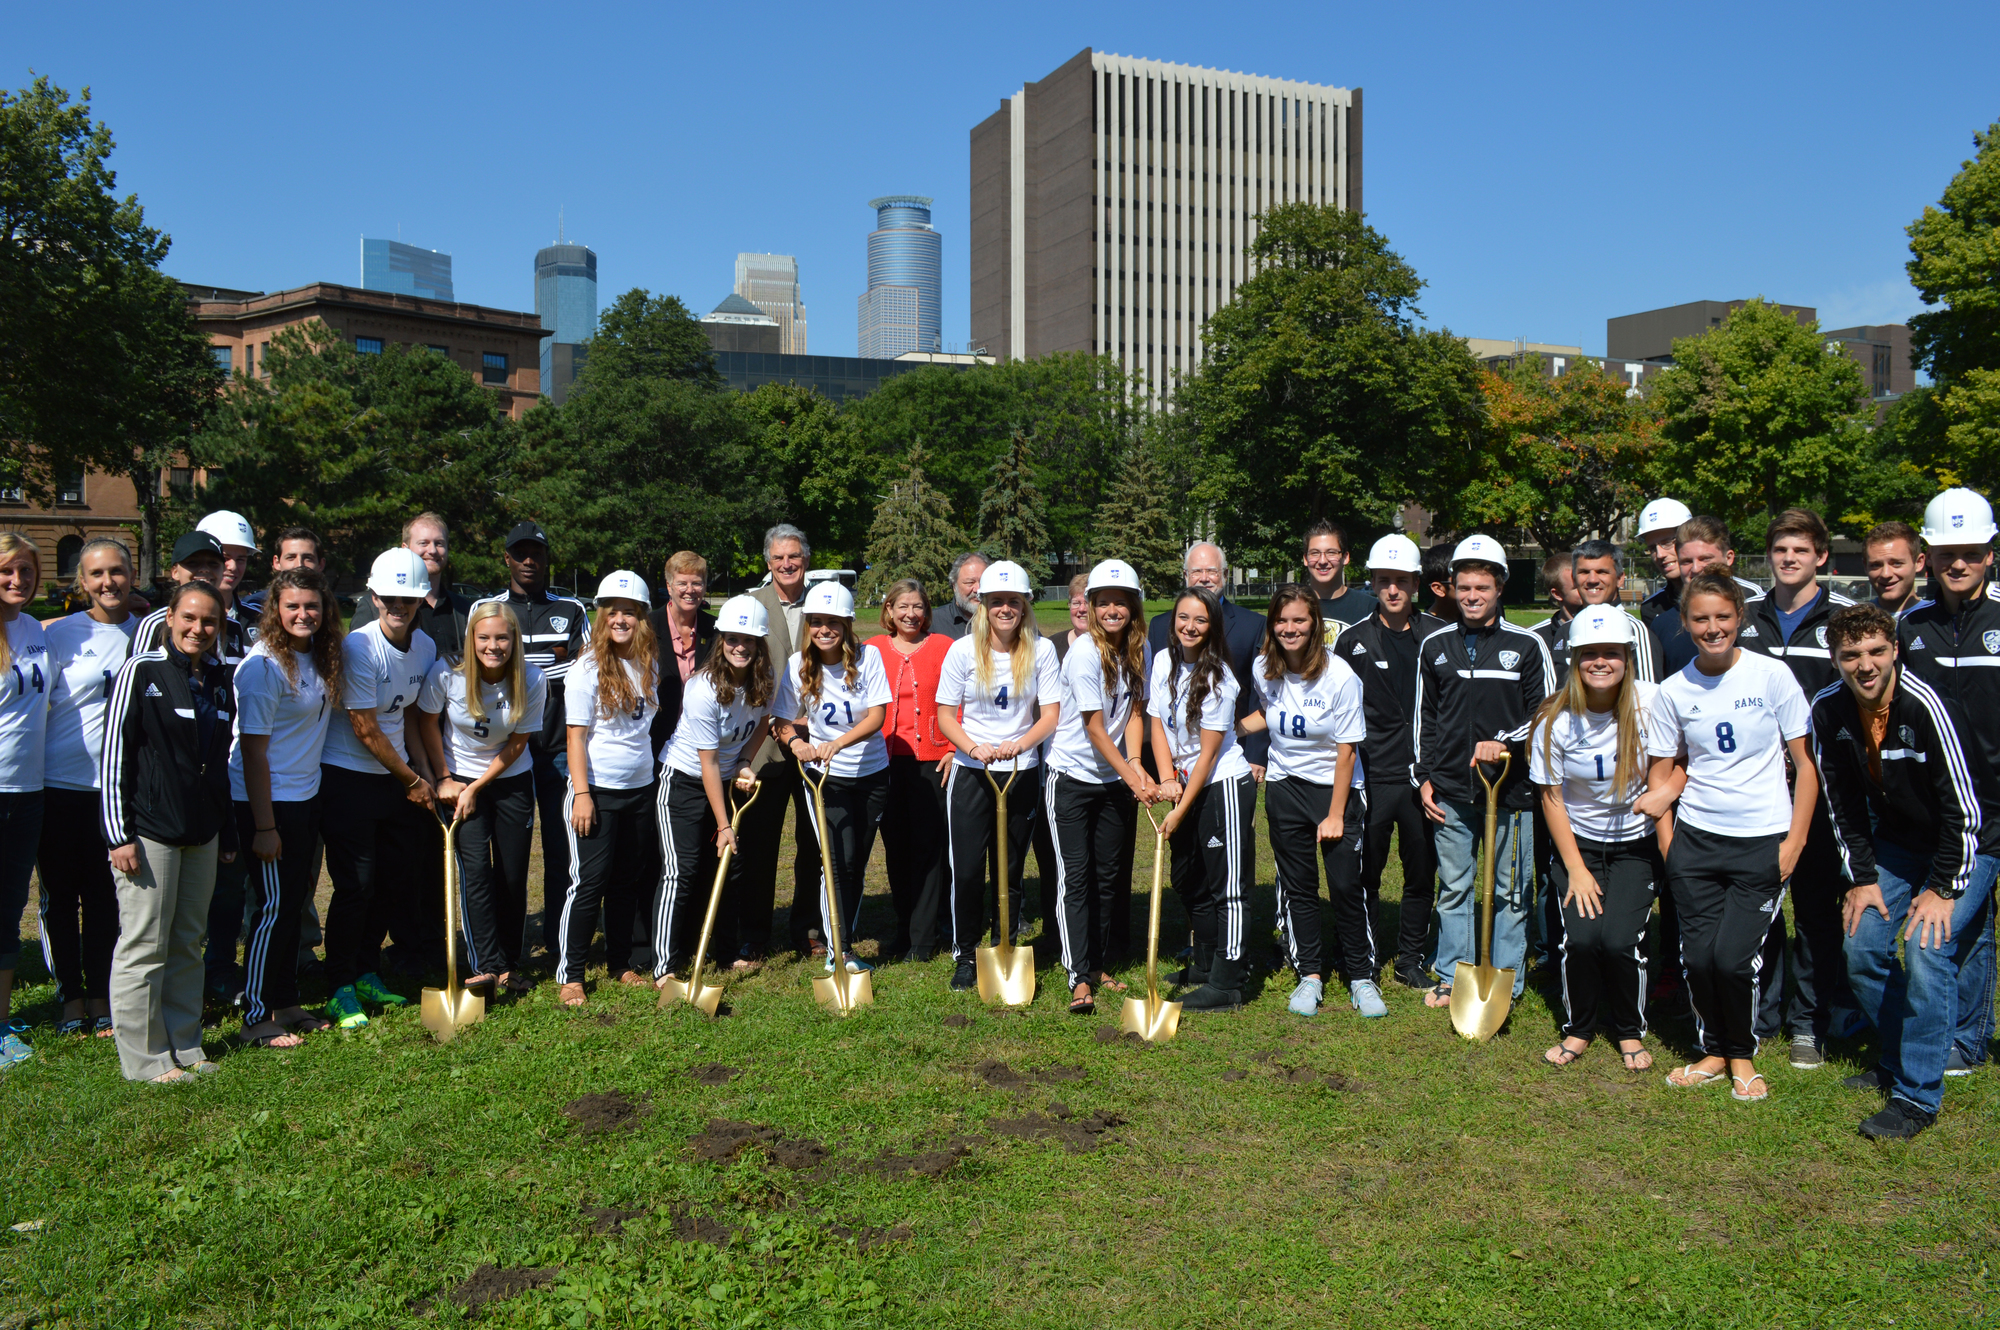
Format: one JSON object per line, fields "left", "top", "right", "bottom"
{"left": 654, "top": 767, "right": 720, "bottom": 978}
{"left": 1666, "top": 824, "right": 1786, "bottom": 1060}
{"left": 1785, "top": 807, "right": 1854, "bottom": 1038}
{"left": 237, "top": 798, "right": 323, "bottom": 1023}
{"left": 883, "top": 754, "right": 948, "bottom": 957}
{"left": 803, "top": 769, "right": 888, "bottom": 955}
{"left": 394, "top": 802, "right": 446, "bottom": 970}
{"left": 1532, "top": 805, "right": 1566, "bottom": 967}
{"left": 1362, "top": 779, "right": 1437, "bottom": 977}
{"left": 1170, "top": 774, "right": 1256, "bottom": 963}
{"left": 35, "top": 787, "right": 119, "bottom": 1006}
{"left": 1046, "top": 771, "right": 1136, "bottom": 989}
{"left": 451, "top": 771, "right": 534, "bottom": 977}
{"left": 1553, "top": 834, "right": 1660, "bottom": 1041}
{"left": 557, "top": 783, "right": 658, "bottom": 984}
{"left": 1268, "top": 778, "right": 1373, "bottom": 984}
{"left": 531, "top": 742, "right": 571, "bottom": 958}
{"left": 946, "top": 763, "right": 1040, "bottom": 962}
{"left": 733, "top": 759, "right": 822, "bottom": 957}
{"left": 321, "top": 764, "right": 429, "bottom": 991}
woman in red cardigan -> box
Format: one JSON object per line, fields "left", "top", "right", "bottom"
{"left": 867, "top": 578, "right": 955, "bottom": 963}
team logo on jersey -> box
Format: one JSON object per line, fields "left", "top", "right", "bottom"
{"left": 550, "top": 616, "right": 570, "bottom": 633}
{"left": 1816, "top": 627, "right": 1829, "bottom": 647}
{"left": 1740, "top": 625, "right": 1759, "bottom": 637}
{"left": 144, "top": 682, "right": 162, "bottom": 697}
{"left": 1836, "top": 727, "right": 1853, "bottom": 742}
{"left": 1911, "top": 636, "right": 1926, "bottom": 650}
{"left": 1497, "top": 650, "right": 1520, "bottom": 671}
{"left": 1901, "top": 725, "right": 1917, "bottom": 747}
{"left": 1350, "top": 642, "right": 1367, "bottom": 656}
{"left": 80, "top": 648, "right": 95, "bottom": 657}
{"left": 1434, "top": 653, "right": 1447, "bottom": 665}
{"left": 1984, "top": 630, "right": 2000, "bottom": 655}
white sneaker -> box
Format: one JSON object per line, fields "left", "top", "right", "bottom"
{"left": 1288, "top": 976, "right": 1323, "bottom": 1017}
{"left": 1350, "top": 979, "right": 1388, "bottom": 1018}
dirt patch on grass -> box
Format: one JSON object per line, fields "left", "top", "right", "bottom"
{"left": 1092, "top": 1026, "right": 1145, "bottom": 1045}
{"left": 769, "top": 1138, "right": 829, "bottom": 1169}
{"left": 941, "top": 1014, "right": 972, "bottom": 1028}
{"left": 1222, "top": 1068, "right": 1247, "bottom": 1082}
{"left": 829, "top": 1220, "right": 912, "bottom": 1251}
{"left": 986, "top": 1105, "right": 1125, "bottom": 1153}
{"left": 582, "top": 1204, "right": 649, "bottom": 1235}
{"left": 562, "top": 1090, "right": 647, "bottom": 1135}
{"left": 690, "top": 1062, "right": 739, "bottom": 1086}
{"left": 449, "top": 1264, "right": 560, "bottom": 1312}
{"left": 858, "top": 1136, "right": 983, "bottom": 1180}
{"left": 594, "top": 1012, "right": 619, "bottom": 1027}
{"left": 973, "top": 1058, "right": 1086, "bottom": 1090}
{"left": 688, "top": 1119, "right": 779, "bottom": 1162}
{"left": 666, "top": 1203, "right": 737, "bottom": 1248}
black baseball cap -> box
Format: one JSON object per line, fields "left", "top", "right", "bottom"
{"left": 505, "top": 521, "right": 551, "bottom": 552}
{"left": 170, "top": 531, "right": 225, "bottom": 566}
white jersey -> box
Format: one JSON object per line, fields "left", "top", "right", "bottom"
{"left": 42, "top": 613, "right": 138, "bottom": 791}
{"left": 785, "top": 649, "right": 891, "bottom": 780}
{"left": 1529, "top": 680, "right": 1659, "bottom": 843}
{"left": 1149, "top": 651, "right": 1251, "bottom": 784}
{"left": 420, "top": 660, "right": 547, "bottom": 781}
{"left": 1646, "top": 652, "right": 1809, "bottom": 838}
{"left": 229, "top": 643, "right": 332, "bottom": 802}
{"left": 1251, "top": 649, "right": 1367, "bottom": 787}
{"left": 663, "top": 670, "right": 791, "bottom": 781}
{"left": 564, "top": 653, "right": 658, "bottom": 790}
{"left": 0, "top": 615, "right": 51, "bottom": 793}
{"left": 1048, "top": 642, "right": 1146, "bottom": 784}
{"left": 323, "top": 621, "right": 438, "bottom": 776}
{"left": 936, "top": 634, "right": 1062, "bottom": 769}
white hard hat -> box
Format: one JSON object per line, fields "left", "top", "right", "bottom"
{"left": 197, "top": 510, "right": 257, "bottom": 552}
{"left": 1635, "top": 498, "right": 1692, "bottom": 539}
{"left": 1920, "top": 488, "right": 1998, "bottom": 546}
{"left": 715, "top": 594, "right": 769, "bottom": 638}
{"left": 1450, "top": 534, "right": 1510, "bottom": 574}
{"left": 803, "top": 581, "right": 855, "bottom": 618}
{"left": 978, "top": 560, "right": 1033, "bottom": 597}
{"left": 1569, "top": 604, "right": 1636, "bottom": 650}
{"left": 1085, "top": 559, "right": 1142, "bottom": 597}
{"left": 594, "top": 570, "right": 651, "bottom": 608}
{"left": 366, "top": 547, "right": 431, "bottom": 597}
{"left": 1365, "top": 534, "right": 1422, "bottom": 574}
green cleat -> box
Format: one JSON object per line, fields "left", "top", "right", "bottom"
{"left": 328, "top": 987, "right": 369, "bottom": 1029}
{"left": 354, "top": 973, "right": 407, "bottom": 1007}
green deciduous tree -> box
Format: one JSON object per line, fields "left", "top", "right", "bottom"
{"left": 858, "top": 444, "right": 968, "bottom": 604}
{"left": 977, "top": 430, "right": 1050, "bottom": 572}
{"left": 1089, "top": 439, "right": 1183, "bottom": 599}
{"left": 734, "top": 382, "right": 872, "bottom": 569}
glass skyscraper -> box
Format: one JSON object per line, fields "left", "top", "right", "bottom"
{"left": 535, "top": 243, "right": 598, "bottom": 405}
{"left": 735, "top": 254, "right": 808, "bottom": 354}
{"left": 360, "top": 238, "right": 454, "bottom": 302}
{"left": 857, "top": 196, "right": 941, "bottom": 359}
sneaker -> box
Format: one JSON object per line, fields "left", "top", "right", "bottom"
{"left": 1288, "top": 976, "right": 1323, "bottom": 1017}
{"left": 950, "top": 960, "right": 978, "bottom": 991}
{"left": 1858, "top": 1099, "right": 1935, "bottom": 1141}
{"left": 826, "top": 953, "right": 874, "bottom": 975}
{"left": 1789, "top": 1035, "right": 1824, "bottom": 1069}
{"left": 1180, "top": 983, "right": 1242, "bottom": 1011}
{"left": 1945, "top": 1045, "right": 1976, "bottom": 1077}
{"left": 1843, "top": 1066, "right": 1883, "bottom": 1091}
{"left": 1350, "top": 979, "right": 1388, "bottom": 1019}
{"left": 328, "top": 987, "right": 369, "bottom": 1030}
{"left": 1392, "top": 965, "right": 1429, "bottom": 991}
{"left": 1829, "top": 1007, "right": 1870, "bottom": 1040}
{"left": 354, "top": 973, "right": 407, "bottom": 1007}
{"left": 0, "top": 1034, "right": 32, "bottom": 1069}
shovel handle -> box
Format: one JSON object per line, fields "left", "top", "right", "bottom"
{"left": 981, "top": 755, "right": 1021, "bottom": 800}
{"left": 798, "top": 762, "right": 847, "bottom": 962}
{"left": 727, "top": 777, "right": 763, "bottom": 829}
{"left": 1475, "top": 752, "right": 1512, "bottom": 803}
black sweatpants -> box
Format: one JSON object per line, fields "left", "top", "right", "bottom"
{"left": 803, "top": 768, "right": 889, "bottom": 955}
{"left": 1553, "top": 834, "right": 1661, "bottom": 1041}
{"left": 946, "top": 763, "right": 1040, "bottom": 962}
{"left": 452, "top": 771, "right": 534, "bottom": 978}
{"left": 1046, "top": 771, "right": 1136, "bottom": 989}
{"left": 531, "top": 741, "right": 571, "bottom": 959}
{"left": 1170, "top": 774, "right": 1256, "bottom": 964}
{"left": 394, "top": 802, "right": 446, "bottom": 973}
{"left": 558, "top": 782, "right": 659, "bottom": 985}
{"left": 1363, "top": 778, "right": 1437, "bottom": 978}
{"left": 1532, "top": 805, "right": 1566, "bottom": 969}
{"left": 237, "top": 798, "right": 323, "bottom": 1024}
{"left": 733, "top": 758, "right": 822, "bottom": 958}
{"left": 1268, "top": 778, "right": 1372, "bottom": 984}
{"left": 35, "top": 787, "right": 118, "bottom": 1006}
{"left": 654, "top": 767, "right": 726, "bottom": 977}
{"left": 321, "top": 764, "right": 428, "bottom": 991}
{"left": 1784, "top": 806, "right": 1853, "bottom": 1039}
{"left": 1666, "top": 824, "right": 1787, "bottom": 1060}
{"left": 883, "top": 754, "right": 949, "bottom": 958}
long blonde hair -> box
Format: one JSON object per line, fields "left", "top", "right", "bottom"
{"left": 1534, "top": 644, "right": 1646, "bottom": 802}
{"left": 971, "top": 595, "right": 1037, "bottom": 697}
{"left": 589, "top": 602, "right": 658, "bottom": 718}
{"left": 460, "top": 602, "right": 528, "bottom": 723}
{"left": 1087, "top": 588, "right": 1145, "bottom": 698}
{"left": 0, "top": 533, "right": 43, "bottom": 674}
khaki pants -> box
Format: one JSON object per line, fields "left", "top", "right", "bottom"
{"left": 110, "top": 836, "right": 218, "bottom": 1081}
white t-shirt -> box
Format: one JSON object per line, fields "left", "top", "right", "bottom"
{"left": 229, "top": 643, "right": 332, "bottom": 802}
{"left": 1048, "top": 642, "right": 1146, "bottom": 784}
{"left": 1149, "top": 650, "right": 1251, "bottom": 784}
{"left": 323, "top": 621, "right": 438, "bottom": 776}
{"left": 1529, "top": 680, "right": 1659, "bottom": 843}
{"left": 785, "top": 649, "right": 891, "bottom": 779}
{"left": 0, "top": 615, "right": 51, "bottom": 793}
{"left": 420, "top": 660, "right": 547, "bottom": 781}
{"left": 1251, "top": 650, "right": 1367, "bottom": 787}
{"left": 564, "top": 653, "right": 658, "bottom": 791}
{"left": 663, "top": 670, "right": 791, "bottom": 781}
{"left": 936, "top": 634, "right": 1062, "bottom": 769}
{"left": 1646, "top": 652, "right": 1809, "bottom": 838}
{"left": 43, "top": 613, "right": 138, "bottom": 791}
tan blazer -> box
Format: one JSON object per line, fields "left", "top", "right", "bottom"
{"left": 748, "top": 581, "right": 802, "bottom": 773}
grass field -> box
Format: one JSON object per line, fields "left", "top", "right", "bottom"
{"left": 5, "top": 769, "right": 1999, "bottom": 1329}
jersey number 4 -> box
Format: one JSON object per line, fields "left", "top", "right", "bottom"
{"left": 10, "top": 664, "right": 43, "bottom": 699}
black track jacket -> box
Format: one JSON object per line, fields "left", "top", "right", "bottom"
{"left": 1413, "top": 615, "right": 1553, "bottom": 811}
{"left": 99, "top": 644, "right": 237, "bottom": 852}
{"left": 1337, "top": 610, "right": 1448, "bottom": 786}
{"left": 474, "top": 589, "right": 591, "bottom": 751}
{"left": 1740, "top": 586, "right": 1854, "bottom": 699}
{"left": 1898, "top": 589, "right": 2000, "bottom": 789}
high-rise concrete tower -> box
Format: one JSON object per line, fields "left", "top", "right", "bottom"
{"left": 535, "top": 236, "right": 598, "bottom": 405}
{"left": 734, "top": 254, "right": 808, "bottom": 354}
{"left": 857, "top": 197, "right": 942, "bottom": 359}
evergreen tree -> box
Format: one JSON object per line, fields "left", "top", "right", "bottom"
{"left": 1092, "top": 441, "right": 1182, "bottom": 599}
{"left": 977, "top": 430, "right": 1050, "bottom": 572}
{"left": 859, "top": 444, "right": 969, "bottom": 605}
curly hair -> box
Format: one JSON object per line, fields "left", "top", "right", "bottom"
{"left": 704, "top": 632, "right": 775, "bottom": 709}
{"left": 255, "top": 568, "right": 343, "bottom": 699}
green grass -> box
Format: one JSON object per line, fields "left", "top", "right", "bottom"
{"left": 5, "top": 793, "right": 1998, "bottom": 1329}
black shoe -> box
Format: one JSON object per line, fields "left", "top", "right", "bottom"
{"left": 1392, "top": 965, "right": 1429, "bottom": 991}
{"left": 950, "top": 960, "right": 977, "bottom": 991}
{"left": 1843, "top": 1066, "right": 1884, "bottom": 1091}
{"left": 1859, "top": 1099, "right": 1935, "bottom": 1141}
{"left": 1170, "top": 942, "right": 1214, "bottom": 988}
{"left": 1180, "top": 982, "right": 1243, "bottom": 1011}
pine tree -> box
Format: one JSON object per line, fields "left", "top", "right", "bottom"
{"left": 977, "top": 430, "right": 1051, "bottom": 572}
{"left": 1091, "top": 441, "right": 1182, "bottom": 600}
{"left": 859, "top": 444, "right": 969, "bottom": 605}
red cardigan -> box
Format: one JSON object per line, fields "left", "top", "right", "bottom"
{"left": 867, "top": 632, "right": 954, "bottom": 761}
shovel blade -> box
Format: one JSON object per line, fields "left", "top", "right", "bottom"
{"left": 655, "top": 976, "right": 724, "bottom": 1017}
{"left": 1119, "top": 993, "right": 1182, "bottom": 1042}
{"left": 1448, "top": 962, "right": 1515, "bottom": 1042}
{"left": 420, "top": 986, "right": 486, "bottom": 1043}
{"left": 811, "top": 968, "right": 874, "bottom": 1014}
{"left": 975, "top": 944, "right": 1036, "bottom": 1006}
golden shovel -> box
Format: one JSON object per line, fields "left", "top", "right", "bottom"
{"left": 421, "top": 808, "right": 486, "bottom": 1043}
{"left": 1120, "top": 801, "right": 1180, "bottom": 1042}
{"left": 976, "top": 757, "right": 1037, "bottom": 1006}
{"left": 801, "top": 762, "right": 873, "bottom": 1013}
{"left": 658, "top": 780, "right": 762, "bottom": 1015}
{"left": 1450, "top": 754, "right": 1515, "bottom": 1043}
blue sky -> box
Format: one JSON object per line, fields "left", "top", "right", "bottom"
{"left": 12, "top": 3, "right": 1997, "bottom": 358}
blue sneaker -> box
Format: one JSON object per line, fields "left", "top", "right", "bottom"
{"left": 1349, "top": 979, "right": 1388, "bottom": 1018}
{"left": 0, "top": 1034, "right": 31, "bottom": 1069}
{"left": 1288, "top": 976, "right": 1323, "bottom": 1017}
{"left": 826, "top": 953, "right": 874, "bottom": 974}
{"left": 354, "top": 972, "right": 407, "bottom": 1007}
{"left": 328, "top": 987, "right": 369, "bottom": 1029}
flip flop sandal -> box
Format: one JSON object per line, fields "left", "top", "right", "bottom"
{"left": 283, "top": 1013, "right": 333, "bottom": 1035}
{"left": 93, "top": 1016, "right": 115, "bottom": 1037}
{"left": 1096, "top": 973, "right": 1129, "bottom": 993}
{"left": 1731, "top": 1073, "right": 1769, "bottom": 1102}
{"left": 151, "top": 1068, "right": 195, "bottom": 1085}
{"left": 238, "top": 1028, "right": 305, "bottom": 1048}
{"left": 465, "top": 974, "right": 500, "bottom": 993}
{"left": 614, "top": 971, "right": 652, "bottom": 988}
{"left": 1619, "top": 1046, "right": 1653, "bottom": 1071}
{"left": 55, "top": 1018, "right": 87, "bottom": 1037}
{"left": 188, "top": 1060, "right": 220, "bottom": 1075}
{"left": 1665, "top": 1064, "right": 1728, "bottom": 1088}
{"left": 1069, "top": 991, "right": 1096, "bottom": 1016}
{"left": 1543, "top": 1043, "right": 1588, "bottom": 1068}
{"left": 502, "top": 972, "right": 536, "bottom": 993}
{"left": 1423, "top": 982, "right": 1454, "bottom": 1009}
{"left": 558, "top": 983, "right": 587, "bottom": 1007}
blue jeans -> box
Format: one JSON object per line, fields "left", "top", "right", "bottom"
{"left": 0, "top": 791, "right": 44, "bottom": 971}
{"left": 1845, "top": 842, "right": 1999, "bottom": 1115}
{"left": 1432, "top": 800, "right": 1533, "bottom": 999}
{"left": 1954, "top": 881, "right": 1997, "bottom": 1064}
